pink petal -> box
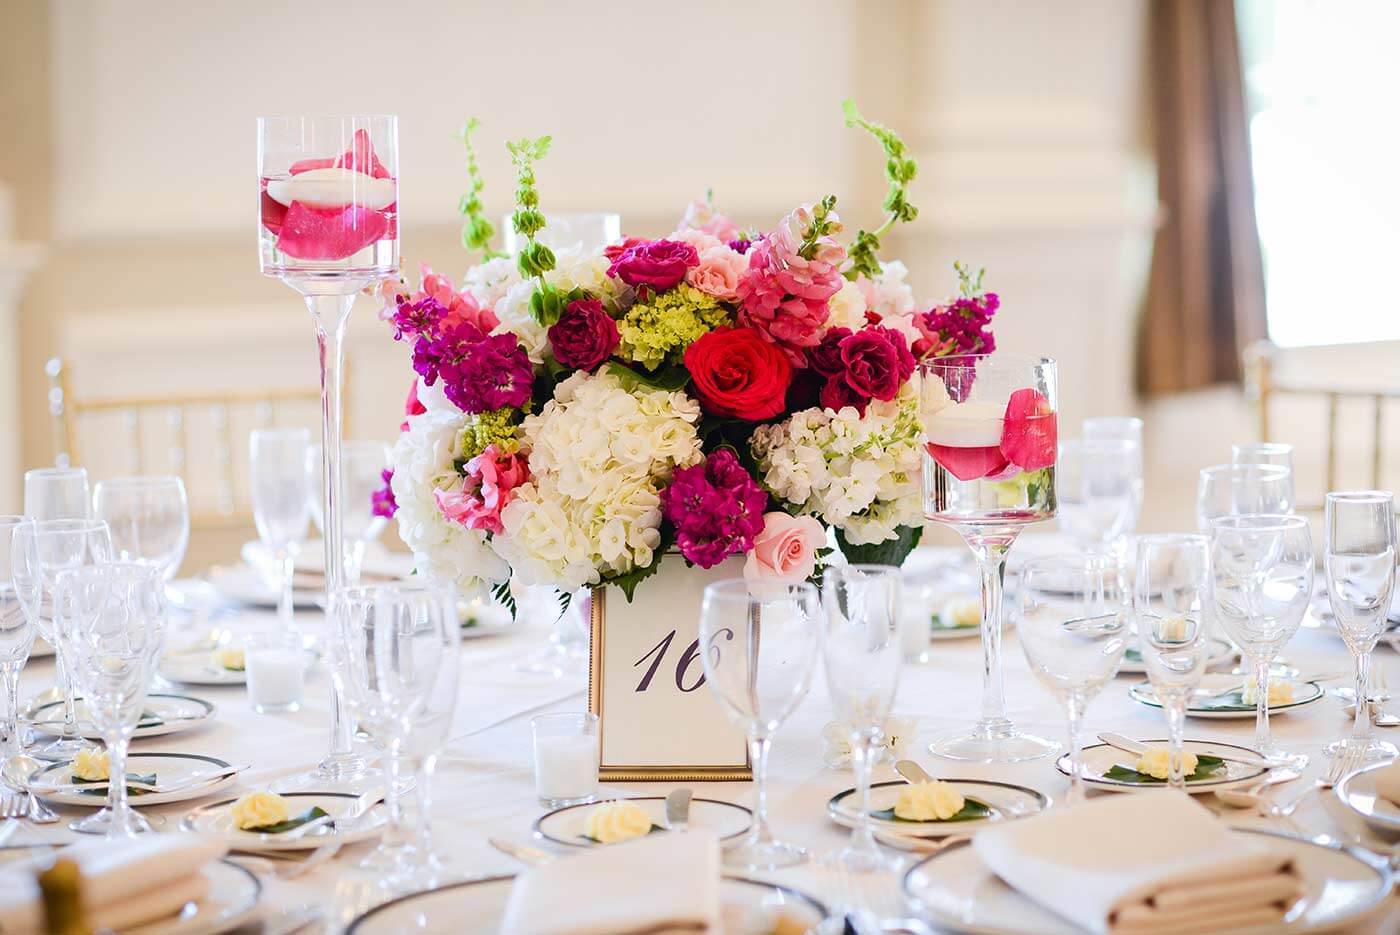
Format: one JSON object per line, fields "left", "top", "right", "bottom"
{"left": 276, "top": 202, "right": 388, "bottom": 261}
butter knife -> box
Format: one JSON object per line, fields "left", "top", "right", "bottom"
{"left": 894, "top": 759, "right": 936, "bottom": 785}
{"left": 489, "top": 837, "right": 554, "bottom": 866}
{"left": 665, "top": 787, "right": 693, "bottom": 832}
{"left": 1096, "top": 731, "right": 1272, "bottom": 770}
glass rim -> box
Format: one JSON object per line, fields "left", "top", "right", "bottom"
{"left": 1199, "top": 463, "right": 1291, "bottom": 479}
{"left": 24, "top": 466, "right": 88, "bottom": 480}
{"left": 94, "top": 475, "right": 185, "bottom": 489}
{"left": 29, "top": 518, "right": 108, "bottom": 534}
{"left": 531, "top": 711, "right": 598, "bottom": 728}
{"left": 0, "top": 514, "right": 32, "bottom": 527}
{"left": 1208, "top": 513, "right": 1308, "bottom": 532}
{"left": 334, "top": 580, "right": 456, "bottom": 601}
{"left": 257, "top": 113, "right": 398, "bottom": 123}
{"left": 703, "top": 577, "right": 817, "bottom": 599}
{"left": 1058, "top": 438, "right": 1140, "bottom": 454}
{"left": 54, "top": 561, "right": 163, "bottom": 585}
{"left": 1021, "top": 553, "right": 1125, "bottom": 573}
{"left": 823, "top": 563, "right": 901, "bottom": 577}
{"left": 1232, "top": 441, "right": 1295, "bottom": 454}
{"left": 1136, "top": 532, "right": 1208, "bottom": 548}
{"left": 1325, "top": 490, "right": 1394, "bottom": 504}
{"left": 917, "top": 353, "right": 1055, "bottom": 371}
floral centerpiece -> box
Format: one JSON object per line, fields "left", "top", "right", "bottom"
{"left": 372, "top": 102, "right": 1000, "bottom": 605}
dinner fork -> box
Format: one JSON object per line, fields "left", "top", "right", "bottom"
{"left": 1266, "top": 743, "right": 1362, "bottom": 818}
{"left": 0, "top": 793, "right": 26, "bottom": 819}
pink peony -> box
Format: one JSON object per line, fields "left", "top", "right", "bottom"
{"left": 680, "top": 198, "right": 741, "bottom": 242}
{"left": 686, "top": 245, "right": 747, "bottom": 302}
{"left": 744, "top": 512, "right": 826, "bottom": 581}
{"left": 434, "top": 444, "right": 529, "bottom": 535}
{"left": 417, "top": 262, "right": 499, "bottom": 333}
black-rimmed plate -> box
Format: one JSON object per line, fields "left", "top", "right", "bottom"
{"left": 1128, "top": 677, "right": 1325, "bottom": 718}
{"left": 533, "top": 796, "right": 752, "bottom": 848}
{"left": 1337, "top": 761, "right": 1400, "bottom": 834}
{"left": 1119, "top": 636, "right": 1235, "bottom": 675}
{"left": 25, "top": 693, "right": 215, "bottom": 740}
{"left": 1058, "top": 739, "right": 1269, "bottom": 794}
{"left": 28, "top": 752, "right": 240, "bottom": 807}
{"left": 827, "top": 779, "right": 1048, "bottom": 839}
{"left": 181, "top": 790, "right": 386, "bottom": 851}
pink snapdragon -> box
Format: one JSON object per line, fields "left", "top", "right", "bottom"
{"left": 416, "top": 262, "right": 499, "bottom": 333}
{"left": 434, "top": 444, "right": 530, "bottom": 535}
{"left": 736, "top": 204, "right": 846, "bottom": 364}
{"left": 679, "top": 198, "right": 741, "bottom": 242}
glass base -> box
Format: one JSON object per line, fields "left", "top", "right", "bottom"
{"left": 820, "top": 840, "right": 897, "bottom": 875}
{"left": 1324, "top": 737, "right": 1397, "bottom": 761}
{"left": 1260, "top": 748, "right": 1310, "bottom": 771}
{"left": 70, "top": 806, "right": 152, "bottom": 836}
{"left": 270, "top": 754, "right": 381, "bottom": 795}
{"left": 513, "top": 638, "right": 587, "bottom": 677}
{"left": 30, "top": 735, "right": 97, "bottom": 763}
{"left": 928, "top": 720, "right": 1060, "bottom": 764}
{"left": 723, "top": 834, "right": 808, "bottom": 872}
{"left": 538, "top": 792, "right": 596, "bottom": 809}
{"left": 359, "top": 839, "right": 416, "bottom": 873}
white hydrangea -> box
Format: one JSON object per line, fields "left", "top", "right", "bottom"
{"left": 487, "top": 246, "right": 628, "bottom": 365}
{"left": 494, "top": 370, "right": 703, "bottom": 590}
{"left": 492, "top": 279, "right": 551, "bottom": 364}
{"left": 749, "top": 384, "right": 923, "bottom": 545}
{"left": 389, "top": 409, "right": 510, "bottom": 588}
{"left": 462, "top": 255, "right": 520, "bottom": 310}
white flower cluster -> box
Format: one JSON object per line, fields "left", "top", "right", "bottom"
{"left": 749, "top": 384, "right": 923, "bottom": 545}
{"left": 485, "top": 246, "right": 627, "bottom": 365}
{"left": 494, "top": 370, "right": 703, "bottom": 590}
{"left": 390, "top": 408, "right": 510, "bottom": 588}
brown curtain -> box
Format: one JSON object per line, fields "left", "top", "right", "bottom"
{"left": 1137, "top": 0, "right": 1267, "bottom": 396}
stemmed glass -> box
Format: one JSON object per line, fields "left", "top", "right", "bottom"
{"left": 1018, "top": 555, "right": 1129, "bottom": 804}
{"left": 54, "top": 563, "right": 165, "bottom": 836}
{"left": 333, "top": 582, "right": 459, "bottom": 886}
{"left": 1209, "top": 514, "right": 1314, "bottom": 768}
{"left": 1056, "top": 439, "right": 1142, "bottom": 556}
{"left": 92, "top": 476, "right": 190, "bottom": 580}
{"left": 260, "top": 115, "right": 398, "bottom": 795}
{"left": 920, "top": 353, "right": 1059, "bottom": 762}
{"left": 307, "top": 441, "right": 390, "bottom": 586}
{"left": 25, "top": 467, "right": 91, "bottom": 521}
{"left": 13, "top": 519, "right": 112, "bottom": 760}
{"left": 1232, "top": 443, "right": 1296, "bottom": 511}
{"left": 1083, "top": 417, "right": 1143, "bottom": 448}
{"left": 1323, "top": 491, "right": 1397, "bottom": 761}
{"left": 1196, "top": 464, "right": 1293, "bottom": 532}
{"left": 250, "top": 429, "right": 310, "bottom": 631}
{"left": 1133, "top": 534, "right": 1213, "bottom": 790}
{"left": 0, "top": 517, "right": 37, "bottom": 760}
{"left": 699, "top": 579, "right": 821, "bottom": 870}
{"left": 821, "top": 565, "right": 902, "bottom": 873}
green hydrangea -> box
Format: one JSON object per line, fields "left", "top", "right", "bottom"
{"left": 617, "top": 284, "right": 731, "bottom": 370}
{"left": 457, "top": 407, "right": 521, "bottom": 462}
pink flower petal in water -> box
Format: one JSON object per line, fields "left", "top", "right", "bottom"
{"left": 276, "top": 202, "right": 387, "bottom": 261}
{"left": 925, "top": 442, "right": 1010, "bottom": 482}
{"left": 289, "top": 156, "right": 337, "bottom": 175}
{"left": 1000, "top": 389, "right": 1057, "bottom": 471}
{"left": 336, "top": 129, "right": 390, "bottom": 179}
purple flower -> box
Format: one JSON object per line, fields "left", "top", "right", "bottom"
{"left": 839, "top": 326, "right": 915, "bottom": 402}
{"left": 390, "top": 295, "right": 446, "bottom": 342}
{"left": 371, "top": 468, "right": 397, "bottom": 519}
{"left": 547, "top": 298, "right": 620, "bottom": 371}
{"left": 660, "top": 449, "right": 767, "bottom": 569}
{"left": 413, "top": 321, "right": 534, "bottom": 415}
{"left": 728, "top": 237, "right": 753, "bottom": 255}
{"left": 606, "top": 239, "right": 699, "bottom": 292}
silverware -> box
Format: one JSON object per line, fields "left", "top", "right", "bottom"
{"left": 0, "top": 795, "right": 24, "bottom": 819}
{"left": 665, "top": 787, "right": 693, "bottom": 833}
{"left": 24, "top": 714, "right": 208, "bottom": 728}
{"left": 282, "top": 789, "right": 381, "bottom": 841}
{"left": 1096, "top": 731, "right": 1274, "bottom": 770}
{"left": 1266, "top": 745, "right": 1361, "bottom": 818}
{"left": 1213, "top": 769, "right": 1302, "bottom": 808}
{"left": 35, "top": 763, "right": 249, "bottom": 797}
{"left": 871, "top": 830, "right": 969, "bottom": 854}
{"left": 489, "top": 837, "right": 554, "bottom": 866}
{"left": 894, "top": 759, "right": 935, "bottom": 785}
{"left": 0, "top": 819, "right": 19, "bottom": 845}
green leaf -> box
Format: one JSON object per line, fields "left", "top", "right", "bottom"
{"left": 490, "top": 578, "right": 518, "bottom": 622}
{"left": 834, "top": 524, "right": 923, "bottom": 568}
{"left": 841, "top": 99, "right": 919, "bottom": 278}
{"left": 75, "top": 772, "right": 158, "bottom": 796}
{"left": 1102, "top": 756, "right": 1226, "bottom": 784}
{"left": 603, "top": 526, "right": 675, "bottom": 603}
{"left": 871, "top": 797, "right": 992, "bottom": 823}
{"left": 247, "top": 806, "right": 331, "bottom": 834}
{"left": 605, "top": 361, "right": 691, "bottom": 394}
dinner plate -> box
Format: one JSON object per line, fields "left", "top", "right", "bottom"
{"left": 1118, "top": 636, "right": 1235, "bottom": 675}
{"left": 25, "top": 693, "right": 215, "bottom": 741}
{"left": 181, "top": 791, "right": 387, "bottom": 851}
{"left": 205, "top": 563, "right": 323, "bottom": 610}
{"left": 1336, "top": 761, "right": 1400, "bottom": 834}
{"left": 827, "top": 779, "right": 1048, "bottom": 838}
{"left": 901, "top": 829, "right": 1390, "bottom": 935}
{"left": 345, "top": 874, "right": 827, "bottom": 935}
{"left": 29, "top": 752, "right": 241, "bottom": 808}
{"left": 534, "top": 796, "right": 752, "bottom": 848}
{"left": 159, "top": 648, "right": 249, "bottom": 686}
{"left": 1057, "top": 739, "right": 1269, "bottom": 794}
{"left": 1128, "top": 677, "right": 1325, "bottom": 719}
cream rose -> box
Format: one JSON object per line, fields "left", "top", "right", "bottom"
{"left": 214, "top": 645, "right": 246, "bottom": 671}
{"left": 894, "top": 780, "right": 965, "bottom": 821}
{"left": 1135, "top": 746, "right": 1199, "bottom": 780}
{"left": 941, "top": 597, "right": 981, "bottom": 629}
{"left": 72, "top": 747, "right": 110, "bottom": 781}
{"left": 1242, "top": 676, "right": 1294, "bottom": 706}
{"left": 744, "top": 512, "right": 826, "bottom": 582}
{"left": 231, "top": 791, "right": 292, "bottom": 831}
{"left": 584, "top": 800, "right": 654, "bottom": 844}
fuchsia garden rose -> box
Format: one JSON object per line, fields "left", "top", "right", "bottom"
{"left": 547, "top": 298, "right": 620, "bottom": 371}
{"left": 606, "top": 238, "right": 699, "bottom": 292}
{"left": 744, "top": 512, "right": 826, "bottom": 581}
{"left": 434, "top": 445, "right": 529, "bottom": 535}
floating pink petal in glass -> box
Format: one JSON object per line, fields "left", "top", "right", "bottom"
{"left": 276, "top": 202, "right": 388, "bottom": 261}
{"left": 999, "top": 388, "right": 1057, "bottom": 471}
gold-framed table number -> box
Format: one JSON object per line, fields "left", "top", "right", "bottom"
{"left": 587, "top": 556, "right": 752, "bottom": 781}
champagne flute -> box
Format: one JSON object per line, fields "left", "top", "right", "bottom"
{"left": 25, "top": 467, "right": 91, "bottom": 521}
{"left": 0, "top": 516, "right": 37, "bottom": 760}
{"left": 1209, "top": 514, "right": 1314, "bottom": 767}
{"left": 250, "top": 429, "right": 310, "bottom": 631}
{"left": 700, "top": 579, "right": 821, "bottom": 870}
{"left": 306, "top": 441, "right": 390, "bottom": 586}
{"left": 1133, "top": 534, "right": 1213, "bottom": 790}
{"left": 821, "top": 564, "right": 902, "bottom": 873}
{"left": 92, "top": 476, "right": 190, "bottom": 580}
{"left": 1323, "top": 491, "right": 1397, "bottom": 761}
{"left": 1019, "top": 554, "right": 1129, "bottom": 804}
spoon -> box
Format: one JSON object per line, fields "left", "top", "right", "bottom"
{"left": 2, "top": 754, "right": 60, "bottom": 823}
{"left": 1213, "top": 768, "right": 1302, "bottom": 808}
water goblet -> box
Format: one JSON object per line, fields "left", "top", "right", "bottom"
{"left": 699, "top": 579, "right": 821, "bottom": 870}
{"left": 24, "top": 467, "right": 91, "bottom": 521}
{"left": 1196, "top": 464, "right": 1293, "bottom": 532}
{"left": 93, "top": 476, "right": 190, "bottom": 580}
{"left": 920, "top": 353, "right": 1059, "bottom": 763}
{"left": 1082, "top": 416, "right": 1144, "bottom": 448}
{"left": 250, "top": 429, "right": 310, "bottom": 630}
{"left": 55, "top": 563, "right": 166, "bottom": 837}
{"left": 1056, "top": 439, "right": 1142, "bottom": 555}
{"left": 0, "top": 516, "right": 37, "bottom": 759}
{"left": 1209, "top": 514, "right": 1314, "bottom": 768}
{"left": 1133, "top": 534, "right": 1213, "bottom": 790}
{"left": 1323, "top": 491, "right": 1397, "bottom": 761}
{"left": 821, "top": 564, "right": 902, "bottom": 873}
{"left": 307, "top": 441, "right": 390, "bottom": 586}
{"left": 1018, "top": 554, "right": 1128, "bottom": 804}
{"left": 1232, "top": 443, "right": 1296, "bottom": 511}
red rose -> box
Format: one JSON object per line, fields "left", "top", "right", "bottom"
{"left": 607, "top": 239, "right": 699, "bottom": 292}
{"left": 684, "top": 327, "right": 793, "bottom": 421}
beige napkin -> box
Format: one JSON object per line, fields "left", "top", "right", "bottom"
{"left": 973, "top": 792, "right": 1301, "bottom": 935}
{"left": 0, "top": 834, "right": 227, "bottom": 934}
{"left": 500, "top": 831, "right": 720, "bottom": 935}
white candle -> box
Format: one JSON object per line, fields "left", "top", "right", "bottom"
{"left": 247, "top": 648, "right": 306, "bottom": 713}
{"left": 533, "top": 733, "right": 599, "bottom": 803}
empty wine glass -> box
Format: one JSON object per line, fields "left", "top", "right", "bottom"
{"left": 92, "top": 476, "right": 190, "bottom": 580}
{"left": 333, "top": 581, "right": 459, "bottom": 885}
{"left": 1083, "top": 416, "right": 1144, "bottom": 448}
{"left": 1197, "top": 464, "right": 1293, "bottom": 532}
{"left": 1232, "top": 443, "right": 1296, "bottom": 510}
{"left": 1209, "top": 514, "right": 1314, "bottom": 767}
{"left": 1133, "top": 534, "right": 1213, "bottom": 790}
{"left": 700, "top": 579, "right": 821, "bottom": 870}
{"left": 13, "top": 519, "right": 112, "bottom": 761}
{"left": 1056, "top": 439, "right": 1142, "bottom": 555}
{"left": 0, "top": 516, "right": 37, "bottom": 759}
{"left": 1019, "top": 555, "right": 1128, "bottom": 804}
{"left": 1324, "top": 491, "right": 1397, "bottom": 761}
{"left": 25, "top": 467, "right": 91, "bottom": 521}
{"left": 307, "top": 442, "right": 390, "bottom": 585}
{"left": 250, "top": 429, "right": 310, "bottom": 630}
{"left": 821, "top": 564, "right": 902, "bottom": 873}
{"left": 55, "top": 563, "right": 166, "bottom": 837}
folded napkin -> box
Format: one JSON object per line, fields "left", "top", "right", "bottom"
{"left": 500, "top": 831, "right": 720, "bottom": 935}
{"left": 0, "top": 834, "right": 227, "bottom": 935}
{"left": 973, "top": 792, "right": 1301, "bottom": 935}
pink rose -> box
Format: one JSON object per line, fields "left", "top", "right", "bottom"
{"left": 744, "top": 512, "right": 826, "bottom": 581}
{"left": 686, "top": 245, "right": 747, "bottom": 301}
{"left": 434, "top": 444, "right": 529, "bottom": 535}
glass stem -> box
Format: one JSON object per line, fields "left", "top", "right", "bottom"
{"left": 56, "top": 652, "right": 79, "bottom": 740}
{"left": 278, "top": 550, "right": 295, "bottom": 630}
{"left": 850, "top": 735, "right": 878, "bottom": 852}
{"left": 383, "top": 743, "right": 408, "bottom": 848}
{"left": 107, "top": 735, "right": 131, "bottom": 836}
{"left": 414, "top": 754, "right": 439, "bottom": 868}
{"left": 1253, "top": 655, "right": 1272, "bottom": 755}
{"left": 344, "top": 539, "right": 367, "bottom": 588}
{"left": 970, "top": 538, "right": 1013, "bottom": 730}
{"left": 1064, "top": 693, "right": 1085, "bottom": 806}
{"left": 1, "top": 665, "right": 19, "bottom": 757}
{"left": 748, "top": 734, "right": 773, "bottom": 845}
{"left": 1166, "top": 693, "right": 1188, "bottom": 791}
{"left": 1352, "top": 649, "right": 1372, "bottom": 747}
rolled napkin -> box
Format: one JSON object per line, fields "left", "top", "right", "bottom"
{"left": 500, "top": 831, "right": 720, "bottom": 935}
{"left": 0, "top": 834, "right": 227, "bottom": 934}
{"left": 973, "top": 792, "right": 1301, "bottom": 935}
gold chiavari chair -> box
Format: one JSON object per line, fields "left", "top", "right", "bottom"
{"left": 45, "top": 357, "right": 336, "bottom": 529}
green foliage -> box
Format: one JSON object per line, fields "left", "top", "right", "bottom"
{"left": 841, "top": 99, "right": 919, "bottom": 281}
{"left": 834, "top": 524, "right": 923, "bottom": 568}
{"left": 954, "top": 260, "right": 985, "bottom": 298}
{"left": 605, "top": 525, "right": 676, "bottom": 603}
{"left": 1102, "top": 756, "right": 1225, "bottom": 784}
{"left": 605, "top": 361, "right": 692, "bottom": 394}
{"left": 455, "top": 119, "right": 501, "bottom": 259}
{"left": 797, "top": 194, "right": 840, "bottom": 260}
{"left": 491, "top": 578, "right": 518, "bottom": 621}
{"left": 870, "top": 797, "right": 993, "bottom": 823}
{"left": 506, "top": 135, "right": 557, "bottom": 292}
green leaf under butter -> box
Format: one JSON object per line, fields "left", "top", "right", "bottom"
{"left": 1102, "top": 755, "right": 1225, "bottom": 784}
{"left": 871, "top": 797, "right": 992, "bottom": 823}
{"left": 74, "top": 772, "right": 157, "bottom": 796}
{"left": 247, "top": 805, "right": 331, "bottom": 834}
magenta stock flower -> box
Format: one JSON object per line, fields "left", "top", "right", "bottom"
{"left": 434, "top": 444, "right": 529, "bottom": 535}
{"left": 917, "top": 291, "right": 999, "bottom": 359}
{"left": 606, "top": 238, "right": 699, "bottom": 292}
{"left": 371, "top": 468, "right": 397, "bottom": 519}
{"left": 547, "top": 298, "right": 620, "bottom": 371}
{"left": 660, "top": 449, "right": 767, "bottom": 568}
{"left": 409, "top": 320, "right": 533, "bottom": 415}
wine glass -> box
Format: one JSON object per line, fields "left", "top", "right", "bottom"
{"left": 307, "top": 441, "right": 390, "bottom": 586}
{"left": 92, "top": 476, "right": 190, "bottom": 580}
{"left": 920, "top": 353, "right": 1059, "bottom": 762}
{"left": 25, "top": 467, "right": 91, "bottom": 521}
{"left": 1232, "top": 443, "right": 1296, "bottom": 511}
{"left": 333, "top": 581, "right": 459, "bottom": 885}
{"left": 1056, "top": 439, "right": 1142, "bottom": 556}
{"left": 260, "top": 115, "right": 398, "bottom": 796}
{"left": 821, "top": 564, "right": 902, "bottom": 873}
{"left": 1196, "top": 464, "right": 1293, "bottom": 532}
{"left": 1082, "top": 416, "right": 1143, "bottom": 448}
{"left": 1209, "top": 514, "right": 1314, "bottom": 767}
{"left": 54, "top": 563, "right": 165, "bottom": 836}
{"left": 699, "top": 579, "right": 821, "bottom": 870}
{"left": 1323, "top": 491, "right": 1397, "bottom": 761}
{"left": 250, "top": 429, "right": 310, "bottom": 631}
{"left": 0, "top": 516, "right": 37, "bottom": 760}
{"left": 1133, "top": 534, "right": 1213, "bottom": 790}
{"left": 1019, "top": 555, "right": 1128, "bottom": 804}
{"left": 13, "top": 519, "right": 112, "bottom": 761}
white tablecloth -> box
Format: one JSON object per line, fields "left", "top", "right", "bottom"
{"left": 12, "top": 576, "right": 1400, "bottom": 933}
